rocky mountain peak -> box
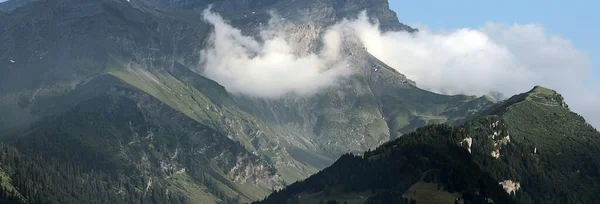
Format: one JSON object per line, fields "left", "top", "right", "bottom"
{"left": 154, "top": 0, "right": 415, "bottom": 32}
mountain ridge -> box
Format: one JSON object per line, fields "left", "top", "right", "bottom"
{"left": 0, "top": 1, "right": 504, "bottom": 202}
{"left": 255, "top": 85, "right": 600, "bottom": 204}
{"left": 2, "top": 0, "right": 599, "bottom": 203}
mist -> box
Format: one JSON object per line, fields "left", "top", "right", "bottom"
{"left": 200, "top": 8, "right": 352, "bottom": 99}
{"left": 341, "top": 12, "right": 600, "bottom": 128}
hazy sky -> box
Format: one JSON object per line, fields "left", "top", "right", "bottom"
{"left": 389, "top": 0, "right": 599, "bottom": 81}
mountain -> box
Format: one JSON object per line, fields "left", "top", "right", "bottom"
{"left": 462, "top": 86, "right": 600, "bottom": 203}
{"left": 255, "top": 86, "right": 600, "bottom": 204}
{"left": 1, "top": 0, "right": 598, "bottom": 203}
{"left": 255, "top": 124, "right": 516, "bottom": 204}
{"left": 152, "top": 0, "right": 416, "bottom": 32}
{"left": 0, "top": 0, "right": 493, "bottom": 202}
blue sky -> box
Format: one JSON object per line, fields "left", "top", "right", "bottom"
{"left": 389, "top": 0, "right": 599, "bottom": 81}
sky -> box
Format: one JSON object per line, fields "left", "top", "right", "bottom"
{"left": 389, "top": 0, "right": 599, "bottom": 81}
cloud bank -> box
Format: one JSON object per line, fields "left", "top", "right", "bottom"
{"left": 338, "top": 12, "right": 599, "bottom": 128}
{"left": 199, "top": 9, "right": 599, "bottom": 128}
{"left": 200, "top": 8, "right": 351, "bottom": 99}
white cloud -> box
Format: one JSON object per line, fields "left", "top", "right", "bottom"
{"left": 342, "top": 12, "right": 599, "bottom": 128}
{"left": 199, "top": 8, "right": 352, "bottom": 99}
{"left": 198, "top": 8, "right": 599, "bottom": 128}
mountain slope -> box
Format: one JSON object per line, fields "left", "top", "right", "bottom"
{"left": 0, "top": 0, "right": 210, "bottom": 132}
{"left": 463, "top": 86, "right": 600, "bottom": 203}
{"left": 1, "top": 74, "right": 282, "bottom": 203}
{"left": 0, "top": 0, "right": 501, "bottom": 203}
{"left": 256, "top": 86, "right": 600, "bottom": 204}
{"left": 254, "top": 124, "right": 516, "bottom": 204}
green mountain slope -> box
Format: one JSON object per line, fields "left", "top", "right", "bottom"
{"left": 254, "top": 124, "right": 516, "bottom": 204}
{"left": 0, "top": 0, "right": 524, "bottom": 203}
{"left": 1, "top": 74, "right": 282, "bottom": 203}
{"left": 0, "top": 165, "right": 24, "bottom": 203}
{"left": 463, "top": 86, "right": 600, "bottom": 203}
{"left": 256, "top": 86, "right": 600, "bottom": 204}
{"left": 0, "top": 0, "right": 210, "bottom": 133}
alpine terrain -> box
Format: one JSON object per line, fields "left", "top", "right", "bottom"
{"left": 0, "top": 0, "right": 598, "bottom": 204}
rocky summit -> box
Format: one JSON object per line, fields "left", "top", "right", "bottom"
{"left": 1, "top": 0, "right": 599, "bottom": 204}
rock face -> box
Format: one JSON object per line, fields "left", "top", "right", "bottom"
{"left": 227, "top": 155, "right": 284, "bottom": 191}
{"left": 499, "top": 180, "right": 521, "bottom": 195}
{"left": 491, "top": 149, "right": 500, "bottom": 158}
{"left": 155, "top": 0, "right": 416, "bottom": 32}
{"left": 462, "top": 136, "right": 473, "bottom": 153}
